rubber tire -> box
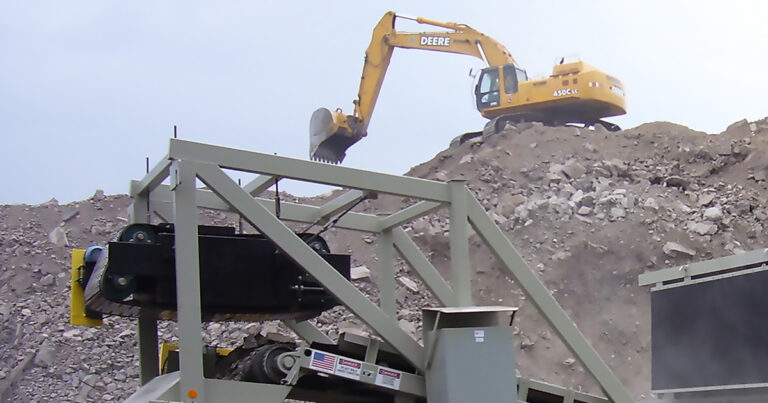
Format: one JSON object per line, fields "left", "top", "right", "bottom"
{"left": 248, "top": 344, "right": 294, "bottom": 384}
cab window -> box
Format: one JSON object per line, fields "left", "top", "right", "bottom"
{"left": 503, "top": 65, "right": 518, "bottom": 94}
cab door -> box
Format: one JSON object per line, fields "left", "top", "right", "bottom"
{"left": 475, "top": 67, "right": 500, "bottom": 111}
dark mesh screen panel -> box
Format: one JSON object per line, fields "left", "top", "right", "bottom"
{"left": 651, "top": 270, "right": 768, "bottom": 391}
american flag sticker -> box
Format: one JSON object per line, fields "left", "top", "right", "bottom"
{"left": 309, "top": 350, "right": 337, "bottom": 374}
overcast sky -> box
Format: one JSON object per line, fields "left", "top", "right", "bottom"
{"left": 1, "top": 1, "right": 767, "bottom": 205}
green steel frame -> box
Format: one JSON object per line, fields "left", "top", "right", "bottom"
{"left": 126, "top": 139, "right": 632, "bottom": 403}
{"left": 638, "top": 248, "right": 768, "bottom": 290}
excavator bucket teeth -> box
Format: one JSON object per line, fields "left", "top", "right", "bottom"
{"left": 309, "top": 108, "right": 363, "bottom": 164}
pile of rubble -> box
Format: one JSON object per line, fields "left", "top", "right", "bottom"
{"left": 1, "top": 117, "right": 767, "bottom": 401}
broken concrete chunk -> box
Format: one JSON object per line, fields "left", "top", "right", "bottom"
{"left": 350, "top": 266, "right": 371, "bottom": 280}
{"left": 48, "top": 227, "right": 68, "bottom": 247}
{"left": 562, "top": 160, "right": 587, "bottom": 179}
{"left": 689, "top": 221, "right": 718, "bottom": 235}
{"left": 703, "top": 206, "right": 724, "bottom": 221}
{"left": 61, "top": 208, "right": 80, "bottom": 222}
{"left": 610, "top": 207, "right": 626, "bottom": 219}
{"left": 675, "top": 201, "right": 693, "bottom": 214}
{"left": 697, "top": 192, "right": 716, "bottom": 206}
{"left": 39, "top": 274, "right": 55, "bottom": 286}
{"left": 663, "top": 241, "right": 696, "bottom": 257}
{"left": 34, "top": 343, "right": 57, "bottom": 367}
{"left": 398, "top": 276, "right": 419, "bottom": 293}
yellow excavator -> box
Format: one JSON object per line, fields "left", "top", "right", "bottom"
{"left": 310, "top": 11, "right": 627, "bottom": 163}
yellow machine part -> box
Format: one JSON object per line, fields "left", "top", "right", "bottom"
{"left": 159, "top": 342, "right": 232, "bottom": 374}
{"left": 70, "top": 249, "right": 103, "bottom": 327}
{"left": 480, "top": 61, "right": 626, "bottom": 121}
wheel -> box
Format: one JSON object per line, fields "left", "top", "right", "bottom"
{"left": 247, "top": 343, "right": 294, "bottom": 384}
{"left": 119, "top": 224, "right": 158, "bottom": 243}
{"left": 300, "top": 233, "right": 330, "bottom": 254}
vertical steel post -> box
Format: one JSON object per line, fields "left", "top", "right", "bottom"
{"left": 448, "top": 180, "right": 472, "bottom": 306}
{"left": 378, "top": 227, "right": 397, "bottom": 317}
{"left": 130, "top": 195, "right": 159, "bottom": 386}
{"left": 171, "top": 160, "right": 206, "bottom": 402}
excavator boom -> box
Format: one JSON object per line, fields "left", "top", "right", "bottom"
{"left": 310, "top": 11, "right": 515, "bottom": 163}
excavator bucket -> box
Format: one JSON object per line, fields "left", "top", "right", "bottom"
{"left": 309, "top": 108, "right": 365, "bottom": 164}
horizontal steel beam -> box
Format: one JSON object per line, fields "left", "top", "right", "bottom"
{"left": 638, "top": 248, "right": 768, "bottom": 286}
{"left": 147, "top": 183, "right": 380, "bottom": 232}
{"left": 168, "top": 139, "right": 451, "bottom": 202}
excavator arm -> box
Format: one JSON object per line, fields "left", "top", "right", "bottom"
{"left": 310, "top": 11, "right": 515, "bottom": 163}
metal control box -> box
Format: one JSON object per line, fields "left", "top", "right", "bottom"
{"left": 423, "top": 307, "right": 517, "bottom": 403}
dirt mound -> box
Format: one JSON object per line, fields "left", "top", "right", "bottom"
{"left": 2, "top": 117, "right": 768, "bottom": 401}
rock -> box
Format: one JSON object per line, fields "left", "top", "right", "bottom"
{"left": 63, "top": 329, "right": 82, "bottom": 339}
{"left": 562, "top": 357, "right": 576, "bottom": 367}
{"left": 39, "top": 274, "right": 54, "bottom": 286}
{"left": 562, "top": 160, "right": 587, "bottom": 179}
{"left": 675, "top": 201, "right": 693, "bottom": 214}
{"left": 459, "top": 154, "right": 474, "bottom": 164}
{"left": 730, "top": 201, "right": 752, "bottom": 216}
{"left": 350, "top": 265, "right": 371, "bottom": 280}
{"left": 61, "top": 208, "right": 80, "bottom": 222}
{"left": 34, "top": 343, "right": 57, "bottom": 367}
{"left": 520, "top": 334, "right": 535, "bottom": 350}
{"left": 548, "top": 164, "right": 566, "bottom": 177}
{"left": 499, "top": 194, "right": 527, "bottom": 216}
{"left": 48, "top": 227, "right": 68, "bottom": 247}
{"left": 578, "top": 194, "right": 595, "bottom": 208}
{"left": 577, "top": 206, "right": 592, "bottom": 215}
{"left": 756, "top": 209, "right": 768, "bottom": 221}
{"left": 697, "top": 192, "right": 716, "bottom": 206}
{"left": 622, "top": 195, "right": 635, "bottom": 209}
{"left": 726, "top": 118, "right": 748, "bottom": 131}
{"left": 78, "top": 374, "right": 100, "bottom": 400}
{"left": 610, "top": 207, "right": 626, "bottom": 219}
{"left": 502, "top": 193, "right": 527, "bottom": 207}
{"left": 665, "top": 176, "right": 689, "bottom": 189}
{"left": 604, "top": 159, "right": 629, "bottom": 176}
{"left": 398, "top": 277, "right": 419, "bottom": 293}
{"left": 663, "top": 241, "right": 696, "bottom": 257}
{"left": 703, "top": 206, "right": 724, "bottom": 221}
{"left": 689, "top": 222, "right": 718, "bottom": 235}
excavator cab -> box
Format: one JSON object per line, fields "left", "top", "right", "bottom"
{"left": 475, "top": 65, "right": 528, "bottom": 112}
